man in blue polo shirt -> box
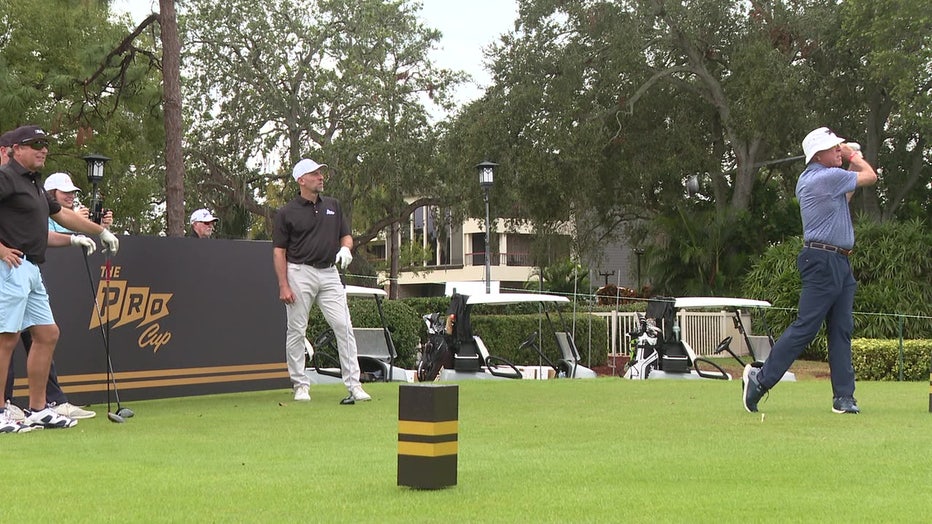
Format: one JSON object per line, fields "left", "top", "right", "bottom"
{"left": 0, "top": 125, "right": 119, "bottom": 433}
{"left": 743, "top": 127, "right": 877, "bottom": 415}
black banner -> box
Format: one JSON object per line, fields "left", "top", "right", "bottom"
{"left": 10, "top": 236, "right": 289, "bottom": 404}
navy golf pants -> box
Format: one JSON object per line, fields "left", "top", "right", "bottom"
{"left": 758, "top": 247, "right": 857, "bottom": 398}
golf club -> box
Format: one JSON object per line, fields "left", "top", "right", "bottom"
{"left": 337, "top": 267, "right": 356, "bottom": 405}
{"left": 82, "top": 251, "right": 134, "bottom": 422}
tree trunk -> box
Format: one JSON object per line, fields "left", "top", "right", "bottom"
{"left": 389, "top": 222, "right": 401, "bottom": 299}
{"left": 160, "top": 0, "right": 185, "bottom": 236}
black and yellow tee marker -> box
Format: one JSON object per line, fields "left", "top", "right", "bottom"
{"left": 397, "top": 384, "right": 458, "bottom": 489}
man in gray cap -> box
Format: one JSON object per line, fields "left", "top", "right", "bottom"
{"left": 0, "top": 125, "right": 119, "bottom": 432}
{"left": 272, "top": 158, "right": 369, "bottom": 405}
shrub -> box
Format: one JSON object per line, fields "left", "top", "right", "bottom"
{"left": 743, "top": 219, "right": 932, "bottom": 360}
{"left": 307, "top": 298, "right": 422, "bottom": 369}
{"left": 470, "top": 314, "right": 608, "bottom": 367}
{"left": 852, "top": 338, "right": 932, "bottom": 381}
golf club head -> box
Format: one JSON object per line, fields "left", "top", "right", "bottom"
{"left": 116, "top": 407, "right": 135, "bottom": 419}
{"left": 107, "top": 412, "right": 126, "bottom": 424}
{"left": 339, "top": 395, "right": 355, "bottom": 405}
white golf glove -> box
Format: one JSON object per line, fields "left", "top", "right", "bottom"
{"left": 334, "top": 246, "right": 352, "bottom": 269}
{"left": 70, "top": 234, "right": 97, "bottom": 256}
{"left": 99, "top": 229, "right": 120, "bottom": 255}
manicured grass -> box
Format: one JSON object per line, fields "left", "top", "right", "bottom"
{"left": 4, "top": 378, "right": 932, "bottom": 522}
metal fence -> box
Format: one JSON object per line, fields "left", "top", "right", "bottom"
{"left": 594, "top": 310, "right": 754, "bottom": 357}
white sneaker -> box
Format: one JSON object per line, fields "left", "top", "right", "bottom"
{"left": 293, "top": 385, "right": 311, "bottom": 401}
{"left": 52, "top": 402, "right": 97, "bottom": 420}
{"left": 1, "top": 409, "right": 36, "bottom": 433}
{"left": 4, "top": 400, "right": 25, "bottom": 421}
{"left": 25, "top": 407, "right": 77, "bottom": 429}
{"left": 350, "top": 386, "right": 371, "bottom": 402}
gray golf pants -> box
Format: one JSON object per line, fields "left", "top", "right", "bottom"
{"left": 284, "top": 263, "right": 360, "bottom": 391}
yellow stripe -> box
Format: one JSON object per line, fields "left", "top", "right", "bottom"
{"left": 13, "top": 368, "right": 287, "bottom": 396}
{"left": 398, "top": 440, "right": 458, "bottom": 457}
{"left": 398, "top": 420, "right": 458, "bottom": 436}
{"left": 12, "top": 362, "right": 286, "bottom": 387}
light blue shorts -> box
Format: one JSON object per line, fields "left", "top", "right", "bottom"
{"left": 0, "top": 258, "right": 55, "bottom": 333}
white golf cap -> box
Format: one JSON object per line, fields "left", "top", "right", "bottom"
{"left": 189, "top": 208, "right": 219, "bottom": 224}
{"left": 802, "top": 127, "right": 846, "bottom": 164}
{"left": 44, "top": 172, "right": 81, "bottom": 192}
{"left": 292, "top": 158, "right": 327, "bottom": 181}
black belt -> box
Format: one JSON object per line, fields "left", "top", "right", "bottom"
{"left": 308, "top": 261, "right": 334, "bottom": 269}
{"left": 804, "top": 241, "right": 851, "bottom": 256}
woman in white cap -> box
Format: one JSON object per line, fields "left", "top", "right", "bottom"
{"left": 743, "top": 127, "right": 877, "bottom": 415}
{"left": 44, "top": 172, "right": 113, "bottom": 231}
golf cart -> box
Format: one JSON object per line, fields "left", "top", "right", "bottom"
{"left": 625, "top": 296, "right": 794, "bottom": 381}
{"left": 417, "top": 292, "right": 597, "bottom": 381}
{"left": 305, "top": 285, "right": 412, "bottom": 384}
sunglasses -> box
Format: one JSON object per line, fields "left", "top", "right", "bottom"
{"left": 21, "top": 140, "right": 49, "bottom": 150}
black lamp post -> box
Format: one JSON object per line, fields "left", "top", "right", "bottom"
{"left": 83, "top": 153, "right": 110, "bottom": 223}
{"left": 476, "top": 161, "right": 497, "bottom": 293}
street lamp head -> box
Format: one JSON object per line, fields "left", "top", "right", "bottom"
{"left": 83, "top": 153, "right": 111, "bottom": 184}
{"left": 476, "top": 160, "right": 498, "bottom": 190}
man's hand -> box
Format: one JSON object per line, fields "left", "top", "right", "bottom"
{"left": 335, "top": 246, "right": 352, "bottom": 269}
{"left": 99, "top": 229, "right": 119, "bottom": 255}
{"left": 0, "top": 243, "right": 23, "bottom": 268}
{"left": 70, "top": 235, "right": 97, "bottom": 256}
{"left": 279, "top": 284, "right": 296, "bottom": 304}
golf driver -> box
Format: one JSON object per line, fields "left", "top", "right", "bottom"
{"left": 82, "top": 251, "right": 134, "bottom": 423}
{"left": 336, "top": 268, "right": 356, "bottom": 405}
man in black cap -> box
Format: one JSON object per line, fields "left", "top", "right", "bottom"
{"left": 0, "top": 125, "right": 119, "bottom": 433}
{"left": 0, "top": 132, "right": 99, "bottom": 423}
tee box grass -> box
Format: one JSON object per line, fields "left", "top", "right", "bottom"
{"left": 3, "top": 378, "right": 932, "bottom": 522}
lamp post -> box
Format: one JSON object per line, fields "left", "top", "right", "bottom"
{"left": 634, "top": 248, "right": 645, "bottom": 291}
{"left": 476, "top": 161, "right": 497, "bottom": 293}
{"left": 82, "top": 153, "right": 110, "bottom": 224}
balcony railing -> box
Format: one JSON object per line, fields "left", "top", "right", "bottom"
{"left": 465, "top": 252, "right": 532, "bottom": 267}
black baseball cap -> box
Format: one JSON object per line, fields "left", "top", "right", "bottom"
{"left": 2, "top": 125, "right": 51, "bottom": 146}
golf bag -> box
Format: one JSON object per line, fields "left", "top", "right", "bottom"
{"left": 417, "top": 293, "right": 485, "bottom": 380}
{"left": 624, "top": 296, "right": 687, "bottom": 379}
{"left": 417, "top": 313, "right": 452, "bottom": 382}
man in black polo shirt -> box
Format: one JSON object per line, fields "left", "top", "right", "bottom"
{"left": 0, "top": 125, "right": 120, "bottom": 432}
{"left": 272, "top": 158, "right": 370, "bottom": 405}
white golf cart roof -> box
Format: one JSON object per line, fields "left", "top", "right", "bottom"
{"left": 674, "top": 297, "right": 771, "bottom": 309}
{"left": 465, "top": 292, "right": 570, "bottom": 306}
{"left": 344, "top": 285, "right": 388, "bottom": 298}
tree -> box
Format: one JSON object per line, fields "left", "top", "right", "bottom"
{"left": 180, "top": 0, "right": 464, "bottom": 295}
{"left": 447, "top": 0, "right": 931, "bottom": 295}
{"left": 0, "top": 1, "right": 166, "bottom": 234}
{"left": 160, "top": 0, "right": 185, "bottom": 236}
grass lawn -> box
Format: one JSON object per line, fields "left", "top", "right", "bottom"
{"left": 4, "top": 371, "right": 932, "bottom": 523}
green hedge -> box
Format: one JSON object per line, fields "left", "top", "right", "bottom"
{"left": 307, "top": 299, "right": 423, "bottom": 369}
{"left": 470, "top": 314, "right": 608, "bottom": 367}
{"left": 852, "top": 338, "right": 932, "bottom": 381}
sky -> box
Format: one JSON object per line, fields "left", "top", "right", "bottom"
{"left": 110, "top": 0, "right": 520, "bottom": 115}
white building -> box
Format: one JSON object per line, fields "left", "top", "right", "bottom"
{"left": 370, "top": 203, "right": 572, "bottom": 298}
